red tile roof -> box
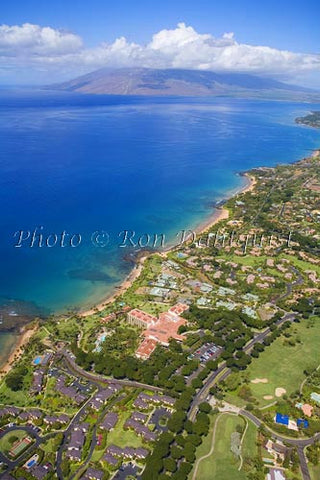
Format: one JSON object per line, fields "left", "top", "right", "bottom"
{"left": 131, "top": 304, "right": 189, "bottom": 359}
{"left": 136, "top": 338, "right": 158, "bottom": 359}
{"left": 101, "top": 313, "right": 116, "bottom": 322}
{"left": 129, "top": 309, "right": 157, "bottom": 326}
{"left": 143, "top": 314, "right": 186, "bottom": 345}
{"left": 168, "top": 303, "right": 189, "bottom": 315}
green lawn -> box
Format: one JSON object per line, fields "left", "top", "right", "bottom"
{"left": 105, "top": 410, "right": 144, "bottom": 449}
{"left": 216, "top": 253, "right": 267, "bottom": 268}
{"left": 309, "top": 464, "right": 320, "bottom": 480}
{"left": 0, "top": 381, "right": 33, "bottom": 406}
{"left": 241, "top": 317, "right": 320, "bottom": 406}
{"left": 190, "top": 413, "right": 248, "bottom": 480}
{"left": 280, "top": 254, "right": 320, "bottom": 276}
{"left": 0, "top": 430, "right": 32, "bottom": 457}
{"left": 241, "top": 417, "right": 258, "bottom": 459}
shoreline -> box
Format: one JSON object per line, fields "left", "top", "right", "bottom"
{"left": 0, "top": 147, "right": 315, "bottom": 375}
{"left": 194, "top": 172, "right": 256, "bottom": 235}
{"left": 0, "top": 324, "right": 38, "bottom": 379}
{"left": 79, "top": 172, "right": 256, "bottom": 317}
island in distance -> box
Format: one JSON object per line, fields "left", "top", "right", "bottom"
{"left": 53, "top": 67, "right": 320, "bottom": 101}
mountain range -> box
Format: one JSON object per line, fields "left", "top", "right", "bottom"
{"left": 53, "top": 67, "right": 319, "bottom": 100}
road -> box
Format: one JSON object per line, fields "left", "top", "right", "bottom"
{"left": 0, "top": 426, "right": 57, "bottom": 478}
{"left": 62, "top": 350, "right": 164, "bottom": 393}
{"left": 187, "top": 310, "right": 317, "bottom": 480}
{"left": 188, "top": 312, "right": 297, "bottom": 421}
{"left": 68, "top": 395, "right": 126, "bottom": 480}
{"left": 240, "top": 409, "right": 319, "bottom": 480}
{"left": 240, "top": 409, "right": 320, "bottom": 448}
{"left": 0, "top": 349, "right": 164, "bottom": 479}
{"left": 298, "top": 447, "right": 312, "bottom": 480}
{"left": 55, "top": 387, "right": 106, "bottom": 480}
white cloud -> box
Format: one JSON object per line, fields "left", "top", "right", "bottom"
{"left": 0, "top": 23, "right": 82, "bottom": 56}
{"left": 0, "top": 22, "right": 319, "bottom": 84}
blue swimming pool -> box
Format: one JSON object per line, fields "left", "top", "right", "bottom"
{"left": 33, "top": 356, "right": 42, "bottom": 365}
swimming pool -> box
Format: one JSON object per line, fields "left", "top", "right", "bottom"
{"left": 33, "top": 356, "right": 42, "bottom": 365}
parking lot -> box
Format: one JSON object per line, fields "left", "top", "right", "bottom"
{"left": 189, "top": 342, "right": 222, "bottom": 364}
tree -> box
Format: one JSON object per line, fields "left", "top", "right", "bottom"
{"left": 199, "top": 402, "right": 212, "bottom": 414}
{"left": 183, "top": 443, "right": 196, "bottom": 463}
{"left": 163, "top": 457, "right": 177, "bottom": 473}
{"left": 191, "top": 378, "right": 203, "bottom": 389}
{"left": 171, "top": 446, "right": 183, "bottom": 460}
{"left": 168, "top": 411, "right": 186, "bottom": 434}
{"left": 5, "top": 365, "right": 28, "bottom": 391}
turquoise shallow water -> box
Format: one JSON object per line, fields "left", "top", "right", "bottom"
{"left": 0, "top": 90, "right": 319, "bottom": 320}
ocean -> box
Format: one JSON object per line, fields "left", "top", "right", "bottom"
{"left": 0, "top": 89, "right": 319, "bottom": 323}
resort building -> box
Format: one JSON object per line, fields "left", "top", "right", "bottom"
{"left": 127, "top": 309, "right": 157, "bottom": 328}
{"left": 136, "top": 338, "right": 158, "bottom": 360}
{"left": 128, "top": 304, "right": 189, "bottom": 359}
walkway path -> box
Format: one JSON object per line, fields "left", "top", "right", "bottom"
{"left": 191, "top": 412, "right": 242, "bottom": 480}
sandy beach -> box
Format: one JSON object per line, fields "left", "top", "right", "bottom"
{"left": 0, "top": 173, "right": 257, "bottom": 372}
{"left": 0, "top": 324, "right": 38, "bottom": 379}
{"left": 79, "top": 255, "right": 148, "bottom": 317}
{"left": 195, "top": 172, "right": 256, "bottom": 234}
{"left": 79, "top": 172, "right": 256, "bottom": 317}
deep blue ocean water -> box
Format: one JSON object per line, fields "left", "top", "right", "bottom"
{"left": 0, "top": 89, "right": 319, "bottom": 316}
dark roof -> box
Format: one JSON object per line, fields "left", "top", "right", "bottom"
{"left": 135, "top": 448, "right": 149, "bottom": 458}
{"left": 1, "top": 474, "right": 15, "bottom": 480}
{"left": 58, "top": 413, "right": 70, "bottom": 423}
{"left": 105, "top": 445, "right": 149, "bottom": 461}
{"left": 2, "top": 406, "right": 20, "bottom": 416}
{"left": 44, "top": 414, "right": 69, "bottom": 424}
{"left": 133, "top": 398, "right": 148, "bottom": 409}
{"left": 29, "top": 409, "right": 42, "bottom": 418}
{"left": 131, "top": 411, "right": 148, "bottom": 423}
{"left": 90, "top": 398, "right": 102, "bottom": 410}
{"left": 100, "top": 412, "right": 118, "bottom": 431}
{"left": 69, "top": 430, "right": 85, "bottom": 448}
{"left": 95, "top": 389, "right": 113, "bottom": 402}
{"left": 123, "top": 447, "right": 136, "bottom": 458}
{"left": 75, "top": 422, "right": 89, "bottom": 432}
{"left": 30, "top": 465, "right": 51, "bottom": 480}
{"left": 66, "top": 449, "right": 81, "bottom": 461}
{"left": 136, "top": 392, "right": 175, "bottom": 406}
{"left": 103, "top": 453, "right": 118, "bottom": 466}
{"left": 106, "top": 445, "right": 124, "bottom": 457}
{"left": 84, "top": 468, "right": 104, "bottom": 480}
{"left": 31, "top": 369, "right": 45, "bottom": 393}
{"left": 124, "top": 418, "right": 157, "bottom": 441}
{"left": 19, "top": 411, "right": 31, "bottom": 420}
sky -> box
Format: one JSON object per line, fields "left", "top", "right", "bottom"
{"left": 0, "top": 0, "right": 319, "bottom": 87}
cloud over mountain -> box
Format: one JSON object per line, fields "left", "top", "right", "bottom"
{"left": 0, "top": 22, "right": 319, "bottom": 84}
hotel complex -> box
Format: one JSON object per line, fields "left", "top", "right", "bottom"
{"left": 127, "top": 304, "right": 189, "bottom": 360}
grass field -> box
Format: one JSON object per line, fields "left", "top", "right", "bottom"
{"left": 190, "top": 413, "right": 257, "bottom": 480}
{"left": 0, "top": 430, "right": 31, "bottom": 457}
{"left": 0, "top": 381, "right": 33, "bottom": 406}
{"left": 240, "top": 317, "right": 320, "bottom": 406}
{"left": 309, "top": 464, "right": 320, "bottom": 480}
{"left": 281, "top": 254, "right": 320, "bottom": 276}
{"left": 241, "top": 418, "right": 258, "bottom": 460}
{"left": 105, "top": 411, "right": 144, "bottom": 449}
